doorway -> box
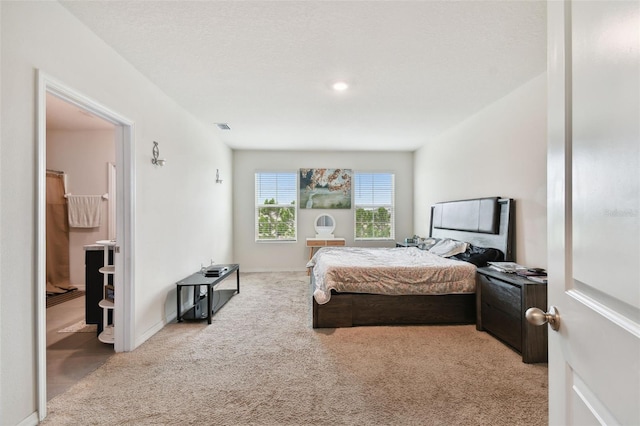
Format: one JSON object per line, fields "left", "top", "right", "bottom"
{"left": 36, "top": 71, "right": 136, "bottom": 420}
{"left": 45, "top": 93, "right": 116, "bottom": 400}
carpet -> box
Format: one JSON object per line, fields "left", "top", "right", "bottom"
{"left": 58, "top": 320, "right": 98, "bottom": 333}
{"left": 47, "top": 290, "right": 85, "bottom": 308}
{"left": 42, "top": 271, "right": 548, "bottom": 425}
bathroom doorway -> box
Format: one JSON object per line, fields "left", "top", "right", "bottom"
{"left": 45, "top": 93, "right": 116, "bottom": 400}
{"left": 37, "top": 72, "right": 136, "bottom": 420}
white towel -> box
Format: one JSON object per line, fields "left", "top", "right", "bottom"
{"left": 67, "top": 195, "right": 102, "bottom": 228}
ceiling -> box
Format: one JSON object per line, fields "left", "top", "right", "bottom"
{"left": 57, "top": 1, "right": 546, "bottom": 152}
{"left": 47, "top": 93, "right": 115, "bottom": 131}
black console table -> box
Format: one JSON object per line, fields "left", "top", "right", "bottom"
{"left": 176, "top": 264, "right": 240, "bottom": 324}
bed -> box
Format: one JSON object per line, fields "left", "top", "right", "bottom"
{"left": 308, "top": 197, "right": 514, "bottom": 328}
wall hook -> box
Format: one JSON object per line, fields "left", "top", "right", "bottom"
{"left": 151, "top": 141, "right": 166, "bottom": 166}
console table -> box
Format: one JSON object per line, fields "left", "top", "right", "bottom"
{"left": 306, "top": 238, "right": 346, "bottom": 260}
{"left": 306, "top": 238, "right": 346, "bottom": 275}
{"left": 176, "top": 264, "right": 240, "bottom": 324}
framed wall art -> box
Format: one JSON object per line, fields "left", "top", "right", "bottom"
{"left": 300, "top": 168, "right": 352, "bottom": 209}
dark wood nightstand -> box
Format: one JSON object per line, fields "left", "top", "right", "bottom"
{"left": 395, "top": 241, "right": 419, "bottom": 248}
{"left": 476, "top": 267, "right": 548, "bottom": 363}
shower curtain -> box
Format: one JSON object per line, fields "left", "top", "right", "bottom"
{"left": 46, "top": 172, "right": 74, "bottom": 294}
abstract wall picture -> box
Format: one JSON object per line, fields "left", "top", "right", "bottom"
{"left": 299, "top": 168, "right": 352, "bottom": 209}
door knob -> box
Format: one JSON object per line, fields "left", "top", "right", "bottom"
{"left": 525, "top": 306, "right": 560, "bottom": 331}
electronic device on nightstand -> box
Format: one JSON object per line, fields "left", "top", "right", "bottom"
{"left": 396, "top": 235, "right": 420, "bottom": 248}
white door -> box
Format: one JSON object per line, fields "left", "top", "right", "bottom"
{"left": 546, "top": 1, "right": 639, "bottom": 425}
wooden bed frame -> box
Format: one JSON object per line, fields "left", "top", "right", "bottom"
{"left": 311, "top": 197, "right": 514, "bottom": 328}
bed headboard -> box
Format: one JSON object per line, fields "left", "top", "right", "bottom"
{"left": 429, "top": 197, "right": 515, "bottom": 261}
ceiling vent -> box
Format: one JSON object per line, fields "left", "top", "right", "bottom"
{"left": 216, "top": 123, "right": 231, "bottom": 130}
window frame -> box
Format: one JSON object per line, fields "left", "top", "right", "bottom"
{"left": 353, "top": 171, "right": 395, "bottom": 241}
{"left": 255, "top": 171, "right": 298, "bottom": 242}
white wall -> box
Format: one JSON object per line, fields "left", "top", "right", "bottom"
{"left": 0, "top": 2, "right": 233, "bottom": 424}
{"left": 414, "top": 73, "right": 547, "bottom": 268}
{"left": 47, "top": 129, "right": 116, "bottom": 289}
{"left": 233, "top": 150, "right": 414, "bottom": 271}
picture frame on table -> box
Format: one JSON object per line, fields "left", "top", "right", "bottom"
{"left": 104, "top": 285, "right": 115, "bottom": 303}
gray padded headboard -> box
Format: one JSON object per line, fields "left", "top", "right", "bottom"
{"left": 432, "top": 197, "right": 500, "bottom": 234}
{"left": 429, "top": 197, "right": 515, "bottom": 261}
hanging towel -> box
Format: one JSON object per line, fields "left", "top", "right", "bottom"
{"left": 67, "top": 195, "right": 102, "bottom": 228}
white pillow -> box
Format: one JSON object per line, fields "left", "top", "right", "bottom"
{"left": 418, "top": 237, "right": 440, "bottom": 251}
{"left": 428, "top": 238, "right": 468, "bottom": 257}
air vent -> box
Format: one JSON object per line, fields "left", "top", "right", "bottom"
{"left": 216, "top": 123, "right": 231, "bottom": 130}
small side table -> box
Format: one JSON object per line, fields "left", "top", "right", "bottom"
{"left": 395, "top": 241, "right": 419, "bottom": 248}
{"left": 306, "top": 238, "right": 346, "bottom": 275}
{"left": 176, "top": 264, "right": 240, "bottom": 324}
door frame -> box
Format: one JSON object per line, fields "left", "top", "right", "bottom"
{"left": 36, "top": 71, "right": 136, "bottom": 420}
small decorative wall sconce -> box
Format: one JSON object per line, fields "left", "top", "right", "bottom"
{"left": 151, "top": 141, "right": 166, "bottom": 166}
{"left": 216, "top": 169, "right": 223, "bottom": 184}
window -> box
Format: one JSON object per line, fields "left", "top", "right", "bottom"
{"left": 354, "top": 172, "right": 395, "bottom": 240}
{"left": 255, "top": 172, "right": 297, "bottom": 241}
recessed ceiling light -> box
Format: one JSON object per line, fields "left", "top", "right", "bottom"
{"left": 216, "top": 123, "right": 231, "bottom": 130}
{"left": 332, "top": 81, "right": 349, "bottom": 91}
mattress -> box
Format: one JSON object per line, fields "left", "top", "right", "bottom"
{"left": 307, "top": 246, "right": 477, "bottom": 304}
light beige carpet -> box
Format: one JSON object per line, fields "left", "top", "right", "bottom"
{"left": 43, "top": 271, "right": 548, "bottom": 425}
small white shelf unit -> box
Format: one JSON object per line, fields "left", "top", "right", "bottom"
{"left": 96, "top": 239, "right": 116, "bottom": 344}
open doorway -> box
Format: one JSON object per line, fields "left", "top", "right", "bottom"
{"left": 45, "top": 93, "right": 116, "bottom": 400}
{"left": 37, "top": 72, "right": 136, "bottom": 420}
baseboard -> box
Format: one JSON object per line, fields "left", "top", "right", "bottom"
{"left": 134, "top": 320, "right": 166, "bottom": 350}
{"left": 17, "top": 411, "right": 38, "bottom": 426}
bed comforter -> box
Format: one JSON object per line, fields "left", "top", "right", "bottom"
{"left": 307, "top": 246, "right": 477, "bottom": 304}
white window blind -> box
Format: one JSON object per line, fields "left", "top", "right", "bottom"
{"left": 354, "top": 172, "right": 395, "bottom": 240}
{"left": 255, "top": 172, "right": 297, "bottom": 241}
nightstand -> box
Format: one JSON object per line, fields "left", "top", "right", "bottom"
{"left": 395, "top": 241, "right": 419, "bottom": 248}
{"left": 476, "top": 267, "right": 548, "bottom": 363}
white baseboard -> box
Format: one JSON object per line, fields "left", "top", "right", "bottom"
{"left": 17, "top": 411, "right": 39, "bottom": 426}
{"left": 134, "top": 320, "right": 166, "bottom": 350}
